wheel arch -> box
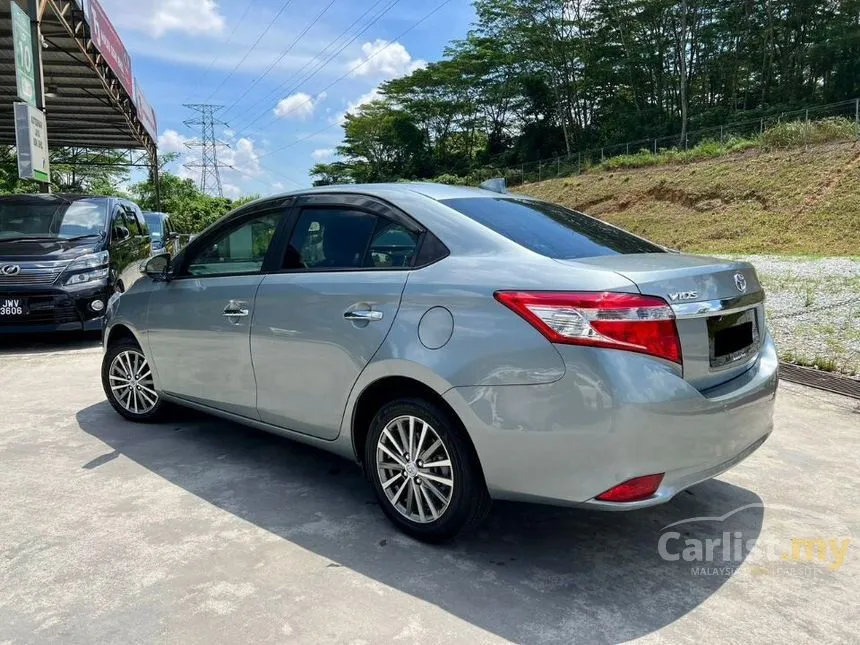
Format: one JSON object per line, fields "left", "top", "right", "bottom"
{"left": 349, "top": 373, "right": 486, "bottom": 490}
{"left": 104, "top": 322, "right": 141, "bottom": 349}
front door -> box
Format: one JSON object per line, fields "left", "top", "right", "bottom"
{"left": 146, "top": 208, "right": 283, "bottom": 418}
{"left": 252, "top": 200, "right": 421, "bottom": 439}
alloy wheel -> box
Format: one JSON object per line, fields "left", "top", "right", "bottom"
{"left": 376, "top": 415, "right": 454, "bottom": 523}
{"left": 108, "top": 349, "right": 158, "bottom": 415}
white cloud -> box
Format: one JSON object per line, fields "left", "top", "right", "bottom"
{"left": 272, "top": 181, "right": 285, "bottom": 191}
{"left": 349, "top": 40, "right": 426, "bottom": 78}
{"left": 158, "top": 129, "right": 190, "bottom": 154}
{"left": 101, "top": 0, "right": 225, "bottom": 38}
{"left": 223, "top": 137, "right": 262, "bottom": 178}
{"left": 333, "top": 87, "right": 383, "bottom": 125}
{"left": 273, "top": 92, "right": 327, "bottom": 120}
{"left": 175, "top": 135, "right": 262, "bottom": 197}
{"left": 222, "top": 183, "right": 241, "bottom": 199}
{"left": 311, "top": 148, "right": 334, "bottom": 161}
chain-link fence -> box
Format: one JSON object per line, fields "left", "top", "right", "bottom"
{"left": 474, "top": 98, "right": 860, "bottom": 188}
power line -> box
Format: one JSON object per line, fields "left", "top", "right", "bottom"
{"left": 187, "top": 0, "right": 258, "bottom": 101}
{"left": 257, "top": 0, "right": 455, "bottom": 159}
{"left": 183, "top": 104, "right": 230, "bottom": 197}
{"left": 226, "top": 0, "right": 397, "bottom": 135}
{"left": 205, "top": 0, "right": 295, "bottom": 102}
{"left": 222, "top": 0, "right": 341, "bottom": 117}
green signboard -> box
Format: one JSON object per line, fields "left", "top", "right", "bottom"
{"left": 10, "top": 2, "right": 37, "bottom": 108}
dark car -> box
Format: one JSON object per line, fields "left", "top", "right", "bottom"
{"left": 0, "top": 194, "right": 151, "bottom": 333}
{"left": 143, "top": 211, "right": 180, "bottom": 256}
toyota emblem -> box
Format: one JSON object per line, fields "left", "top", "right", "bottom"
{"left": 734, "top": 272, "right": 747, "bottom": 293}
{"left": 1, "top": 264, "right": 21, "bottom": 276}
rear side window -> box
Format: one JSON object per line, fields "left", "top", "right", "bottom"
{"left": 441, "top": 197, "right": 664, "bottom": 258}
{"left": 284, "top": 208, "right": 418, "bottom": 270}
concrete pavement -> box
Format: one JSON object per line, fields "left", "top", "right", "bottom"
{"left": 0, "top": 336, "right": 857, "bottom": 644}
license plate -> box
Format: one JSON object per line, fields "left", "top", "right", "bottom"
{"left": 0, "top": 298, "right": 28, "bottom": 317}
{"left": 707, "top": 308, "right": 759, "bottom": 368}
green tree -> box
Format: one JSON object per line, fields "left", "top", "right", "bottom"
{"left": 312, "top": 0, "right": 860, "bottom": 184}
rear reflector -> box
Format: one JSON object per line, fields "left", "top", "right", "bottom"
{"left": 494, "top": 291, "right": 682, "bottom": 363}
{"left": 596, "top": 474, "right": 664, "bottom": 502}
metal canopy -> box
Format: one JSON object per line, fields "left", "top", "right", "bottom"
{"left": 0, "top": 0, "right": 155, "bottom": 156}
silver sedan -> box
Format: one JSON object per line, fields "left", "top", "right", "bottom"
{"left": 101, "top": 183, "right": 777, "bottom": 542}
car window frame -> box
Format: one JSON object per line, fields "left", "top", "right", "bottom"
{"left": 173, "top": 200, "right": 295, "bottom": 281}
{"left": 270, "top": 193, "right": 428, "bottom": 275}
{"left": 120, "top": 202, "right": 142, "bottom": 237}
{"left": 131, "top": 204, "right": 149, "bottom": 238}
{"left": 110, "top": 204, "right": 133, "bottom": 247}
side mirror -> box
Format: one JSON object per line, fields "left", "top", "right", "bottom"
{"left": 144, "top": 253, "right": 172, "bottom": 281}
{"left": 168, "top": 231, "right": 180, "bottom": 240}
{"left": 113, "top": 225, "right": 130, "bottom": 242}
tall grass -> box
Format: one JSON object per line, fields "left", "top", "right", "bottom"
{"left": 592, "top": 118, "right": 859, "bottom": 172}
{"left": 758, "top": 117, "right": 860, "bottom": 150}
{"left": 433, "top": 117, "right": 860, "bottom": 185}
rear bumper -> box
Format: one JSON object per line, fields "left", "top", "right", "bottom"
{"left": 0, "top": 284, "right": 108, "bottom": 334}
{"left": 444, "top": 334, "right": 778, "bottom": 507}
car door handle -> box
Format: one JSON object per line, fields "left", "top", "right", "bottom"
{"left": 344, "top": 310, "right": 383, "bottom": 322}
{"left": 223, "top": 301, "right": 250, "bottom": 317}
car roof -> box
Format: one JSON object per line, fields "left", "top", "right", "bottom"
{"left": 0, "top": 193, "right": 114, "bottom": 203}
{"left": 266, "top": 182, "right": 513, "bottom": 203}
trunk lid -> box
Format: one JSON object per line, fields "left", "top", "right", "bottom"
{"left": 563, "top": 253, "right": 766, "bottom": 389}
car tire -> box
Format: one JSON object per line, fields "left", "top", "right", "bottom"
{"left": 101, "top": 339, "right": 165, "bottom": 423}
{"left": 365, "top": 398, "right": 491, "bottom": 543}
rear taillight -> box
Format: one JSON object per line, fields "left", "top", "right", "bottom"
{"left": 494, "top": 291, "right": 682, "bottom": 364}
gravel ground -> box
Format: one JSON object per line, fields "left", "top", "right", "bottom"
{"left": 729, "top": 255, "right": 860, "bottom": 376}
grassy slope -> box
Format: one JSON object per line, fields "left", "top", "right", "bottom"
{"left": 515, "top": 140, "right": 860, "bottom": 256}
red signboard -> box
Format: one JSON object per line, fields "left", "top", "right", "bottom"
{"left": 134, "top": 80, "right": 158, "bottom": 141}
{"left": 87, "top": 0, "right": 134, "bottom": 96}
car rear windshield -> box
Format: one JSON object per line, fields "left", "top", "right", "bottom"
{"left": 441, "top": 197, "right": 664, "bottom": 259}
{"left": 144, "top": 214, "right": 164, "bottom": 237}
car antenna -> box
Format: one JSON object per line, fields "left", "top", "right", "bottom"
{"left": 479, "top": 178, "right": 507, "bottom": 194}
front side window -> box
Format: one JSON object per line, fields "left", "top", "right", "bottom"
{"left": 0, "top": 198, "right": 107, "bottom": 240}
{"left": 284, "top": 208, "right": 418, "bottom": 270}
{"left": 441, "top": 197, "right": 664, "bottom": 259}
{"left": 186, "top": 212, "right": 280, "bottom": 277}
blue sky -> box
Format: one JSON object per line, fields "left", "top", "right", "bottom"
{"left": 99, "top": 0, "right": 476, "bottom": 198}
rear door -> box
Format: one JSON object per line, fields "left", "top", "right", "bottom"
{"left": 146, "top": 204, "right": 287, "bottom": 418}
{"left": 251, "top": 194, "right": 422, "bottom": 439}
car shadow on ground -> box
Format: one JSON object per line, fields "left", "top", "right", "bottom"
{"left": 0, "top": 331, "right": 101, "bottom": 356}
{"left": 76, "top": 401, "right": 764, "bottom": 644}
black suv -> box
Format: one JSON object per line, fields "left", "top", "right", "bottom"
{"left": 0, "top": 194, "right": 151, "bottom": 333}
